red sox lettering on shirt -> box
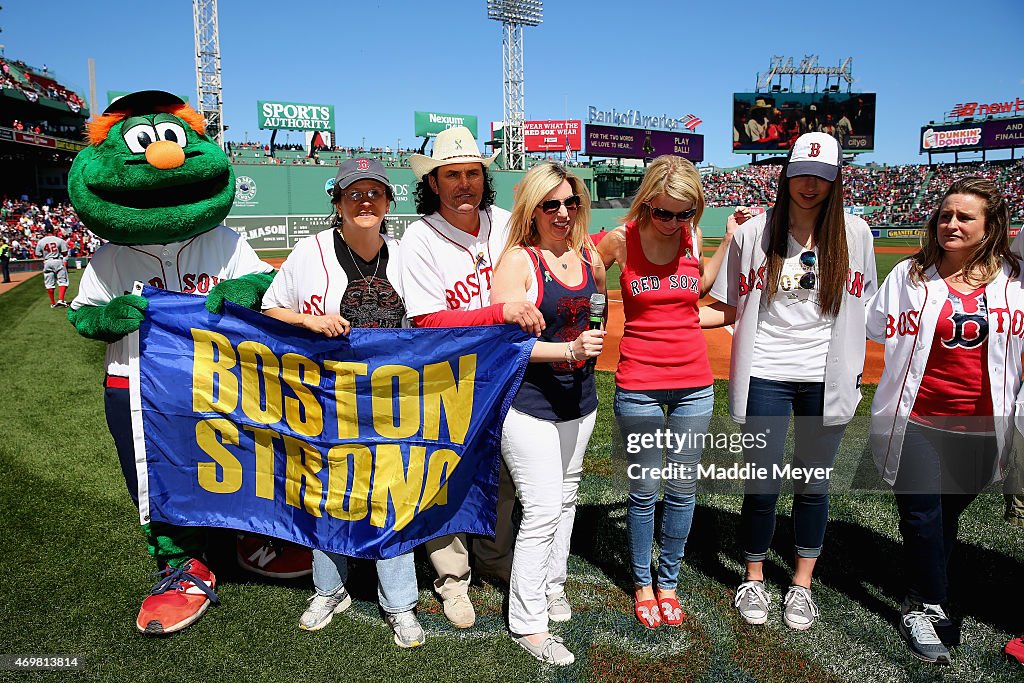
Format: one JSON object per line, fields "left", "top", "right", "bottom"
{"left": 736, "top": 266, "right": 868, "bottom": 298}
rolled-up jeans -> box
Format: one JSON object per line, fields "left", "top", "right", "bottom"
{"left": 312, "top": 549, "right": 418, "bottom": 614}
{"left": 740, "top": 377, "right": 846, "bottom": 563}
{"left": 615, "top": 385, "right": 714, "bottom": 590}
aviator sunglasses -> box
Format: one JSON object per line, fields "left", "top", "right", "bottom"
{"left": 798, "top": 250, "right": 816, "bottom": 289}
{"left": 648, "top": 205, "right": 698, "bottom": 222}
{"left": 539, "top": 195, "right": 582, "bottom": 213}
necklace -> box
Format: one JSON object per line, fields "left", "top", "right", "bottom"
{"left": 341, "top": 232, "right": 381, "bottom": 294}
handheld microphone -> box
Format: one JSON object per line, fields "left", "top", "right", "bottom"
{"left": 586, "top": 293, "right": 606, "bottom": 370}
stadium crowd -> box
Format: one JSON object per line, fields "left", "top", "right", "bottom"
{"left": 1, "top": 199, "right": 100, "bottom": 259}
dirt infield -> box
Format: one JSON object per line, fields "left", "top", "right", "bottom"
{"left": 0, "top": 270, "right": 39, "bottom": 296}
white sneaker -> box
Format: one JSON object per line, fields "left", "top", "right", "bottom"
{"left": 299, "top": 587, "right": 351, "bottom": 631}
{"left": 385, "top": 610, "right": 425, "bottom": 648}
{"left": 513, "top": 633, "right": 575, "bottom": 666}
{"left": 734, "top": 580, "right": 771, "bottom": 625}
{"left": 442, "top": 592, "right": 475, "bottom": 628}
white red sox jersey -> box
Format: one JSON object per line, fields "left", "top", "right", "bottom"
{"left": 70, "top": 225, "right": 272, "bottom": 377}
{"left": 262, "top": 228, "right": 405, "bottom": 323}
{"left": 35, "top": 235, "right": 69, "bottom": 261}
{"left": 709, "top": 210, "right": 877, "bottom": 426}
{"left": 400, "top": 207, "right": 511, "bottom": 317}
{"left": 866, "top": 258, "right": 1024, "bottom": 485}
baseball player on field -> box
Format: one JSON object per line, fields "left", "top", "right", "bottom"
{"left": 401, "top": 125, "right": 544, "bottom": 629}
{"left": 35, "top": 225, "right": 70, "bottom": 307}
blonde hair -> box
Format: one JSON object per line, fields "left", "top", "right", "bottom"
{"left": 623, "top": 155, "right": 705, "bottom": 228}
{"left": 503, "top": 162, "right": 594, "bottom": 259}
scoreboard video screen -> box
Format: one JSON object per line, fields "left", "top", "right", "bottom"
{"left": 732, "top": 92, "right": 876, "bottom": 154}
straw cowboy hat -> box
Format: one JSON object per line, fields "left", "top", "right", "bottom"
{"left": 409, "top": 126, "right": 498, "bottom": 179}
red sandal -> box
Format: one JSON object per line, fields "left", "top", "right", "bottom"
{"left": 634, "top": 597, "right": 662, "bottom": 629}
{"left": 658, "top": 594, "right": 685, "bottom": 626}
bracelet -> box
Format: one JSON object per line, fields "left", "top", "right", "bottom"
{"left": 567, "top": 342, "right": 580, "bottom": 362}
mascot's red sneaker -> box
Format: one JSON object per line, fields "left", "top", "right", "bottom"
{"left": 136, "top": 558, "right": 218, "bottom": 635}
{"left": 1006, "top": 636, "right": 1024, "bottom": 665}
{"left": 236, "top": 534, "right": 312, "bottom": 579}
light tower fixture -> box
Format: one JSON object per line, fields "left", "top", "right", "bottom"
{"left": 193, "top": 0, "right": 225, "bottom": 148}
{"left": 487, "top": 0, "right": 542, "bottom": 171}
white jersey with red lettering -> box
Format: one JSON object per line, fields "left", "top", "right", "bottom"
{"left": 866, "top": 258, "right": 1024, "bottom": 484}
{"left": 400, "top": 206, "right": 511, "bottom": 317}
{"left": 70, "top": 225, "right": 272, "bottom": 377}
{"left": 35, "top": 235, "right": 69, "bottom": 261}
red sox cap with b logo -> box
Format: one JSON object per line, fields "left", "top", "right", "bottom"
{"left": 786, "top": 132, "right": 841, "bottom": 182}
{"left": 332, "top": 157, "right": 392, "bottom": 193}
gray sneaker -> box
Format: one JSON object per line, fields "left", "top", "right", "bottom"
{"left": 385, "top": 610, "right": 425, "bottom": 648}
{"left": 734, "top": 580, "right": 771, "bottom": 625}
{"left": 899, "top": 600, "right": 951, "bottom": 665}
{"left": 547, "top": 593, "right": 572, "bottom": 622}
{"left": 783, "top": 585, "right": 819, "bottom": 630}
{"left": 299, "top": 586, "right": 352, "bottom": 631}
{"left": 512, "top": 633, "right": 575, "bottom": 666}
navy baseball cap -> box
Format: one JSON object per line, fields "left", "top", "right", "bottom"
{"left": 103, "top": 90, "right": 185, "bottom": 115}
{"left": 333, "top": 158, "right": 392, "bottom": 192}
{"left": 786, "top": 132, "right": 841, "bottom": 182}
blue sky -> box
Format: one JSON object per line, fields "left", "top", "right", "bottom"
{"left": 3, "top": 0, "right": 1022, "bottom": 167}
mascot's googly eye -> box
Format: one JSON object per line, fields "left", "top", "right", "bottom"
{"left": 154, "top": 121, "right": 187, "bottom": 148}
{"left": 123, "top": 123, "right": 159, "bottom": 153}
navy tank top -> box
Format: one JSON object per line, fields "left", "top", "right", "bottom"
{"left": 512, "top": 247, "right": 599, "bottom": 421}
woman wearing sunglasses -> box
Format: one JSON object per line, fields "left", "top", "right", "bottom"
{"left": 491, "top": 162, "right": 606, "bottom": 665}
{"left": 261, "top": 158, "right": 425, "bottom": 649}
{"left": 707, "top": 132, "right": 876, "bottom": 630}
{"left": 595, "top": 155, "right": 734, "bottom": 629}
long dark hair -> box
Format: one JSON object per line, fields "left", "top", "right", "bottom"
{"left": 763, "top": 166, "right": 849, "bottom": 317}
{"left": 909, "top": 176, "right": 1018, "bottom": 285}
{"left": 414, "top": 167, "right": 496, "bottom": 215}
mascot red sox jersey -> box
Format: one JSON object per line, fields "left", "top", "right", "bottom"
{"left": 70, "top": 225, "right": 272, "bottom": 377}
{"left": 399, "top": 207, "right": 511, "bottom": 317}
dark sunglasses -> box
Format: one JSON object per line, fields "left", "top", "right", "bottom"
{"left": 799, "top": 250, "right": 816, "bottom": 270}
{"left": 649, "top": 205, "right": 698, "bottom": 222}
{"left": 343, "top": 188, "right": 386, "bottom": 203}
{"left": 539, "top": 195, "right": 581, "bottom": 213}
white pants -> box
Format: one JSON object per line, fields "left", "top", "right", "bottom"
{"left": 501, "top": 407, "right": 596, "bottom": 635}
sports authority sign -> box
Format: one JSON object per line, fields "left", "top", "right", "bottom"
{"left": 414, "top": 111, "right": 478, "bottom": 138}
{"left": 258, "top": 101, "right": 334, "bottom": 131}
{"left": 523, "top": 120, "right": 582, "bottom": 152}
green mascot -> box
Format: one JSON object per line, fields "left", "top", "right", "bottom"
{"left": 67, "top": 90, "right": 301, "bottom": 635}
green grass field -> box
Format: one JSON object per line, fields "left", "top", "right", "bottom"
{"left": 2, "top": 267, "right": 1021, "bottom": 682}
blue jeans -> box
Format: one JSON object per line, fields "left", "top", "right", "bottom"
{"left": 893, "top": 422, "right": 996, "bottom": 604}
{"left": 615, "top": 385, "right": 714, "bottom": 589}
{"left": 312, "top": 549, "right": 418, "bottom": 614}
{"left": 740, "top": 377, "right": 846, "bottom": 562}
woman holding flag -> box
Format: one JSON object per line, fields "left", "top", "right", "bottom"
{"left": 261, "top": 158, "right": 424, "bottom": 649}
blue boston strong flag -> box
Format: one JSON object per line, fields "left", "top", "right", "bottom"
{"left": 130, "top": 288, "right": 533, "bottom": 559}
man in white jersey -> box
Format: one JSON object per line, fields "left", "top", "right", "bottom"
{"left": 402, "top": 126, "right": 544, "bottom": 628}
{"left": 35, "top": 226, "right": 69, "bottom": 307}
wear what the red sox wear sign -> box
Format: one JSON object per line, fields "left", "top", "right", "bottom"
{"left": 523, "top": 120, "right": 582, "bottom": 152}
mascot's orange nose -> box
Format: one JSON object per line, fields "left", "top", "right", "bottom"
{"left": 145, "top": 140, "right": 186, "bottom": 170}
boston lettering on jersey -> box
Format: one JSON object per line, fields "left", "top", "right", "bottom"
{"left": 737, "top": 267, "right": 868, "bottom": 297}
{"left": 885, "top": 301, "right": 1024, "bottom": 340}
{"left": 445, "top": 266, "right": 494, "bottom": 309}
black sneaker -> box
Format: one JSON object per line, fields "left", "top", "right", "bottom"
{"left": 931, "top": 606, "right": 961, "bottom": 647}
{"left": 899, "top": 599, "right": 950, "bottom": 665}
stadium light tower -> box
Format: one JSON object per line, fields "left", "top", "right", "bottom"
{"left": 193, "top": 0, "right": 225, "bottom": 147}
{"left": 487, "top": 0, "right": 542, "bottom": 171}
